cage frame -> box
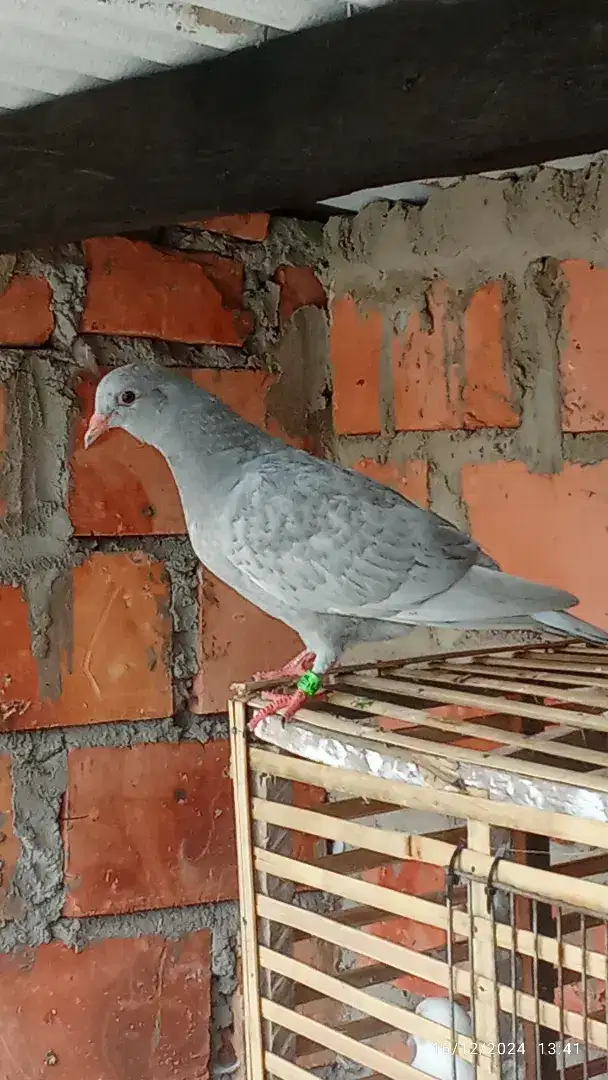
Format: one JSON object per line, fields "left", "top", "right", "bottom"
{"left": 229, "top": 639, "right": 608, "bottom": 1080}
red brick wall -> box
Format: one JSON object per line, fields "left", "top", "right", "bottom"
{"left": 0, "top": 214, "right": 328, "bottom": 1080}
{"left": 327, "top": 176, "right": 608, "bottom": 651}
{"left": 3, "top": 168, "right": 608, "bottom": 1066}
{"left": 323, "top": 169, "right": 608, "bottom": 999}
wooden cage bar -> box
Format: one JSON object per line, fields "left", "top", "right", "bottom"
{"left": 230, "top": 640, "right": 608, "bottom": 1080}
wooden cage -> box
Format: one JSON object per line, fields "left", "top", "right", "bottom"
{"left": 229, "top": 640, "right": 608, "bottom": 1080}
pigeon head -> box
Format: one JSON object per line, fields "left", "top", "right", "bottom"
{"left": 84, "top": 363, "right": 185, "bottom": 449}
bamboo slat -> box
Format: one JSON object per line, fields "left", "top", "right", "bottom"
{"left": 228, "top": 701, "right": 265, "bottom": 1080}
{"left": 260, "top": 947, "right": 475, "bottom": 1060}
{"left": 281, "top": 706, "right": 608, "bottom": 795}
{"left": 343, "top": 674, "right": 608, "bottom": 736}
{"left": 250, "top": 747, "right": 608, "bottom": 850}
{"left": 327, "top": 691, "right": 608, "bottom": 770}
{"left": 261, "top": 998, "right": 421, "bottom": 1080}
{"left": 232, "top": 640, "right": 608, "bottom": 1079}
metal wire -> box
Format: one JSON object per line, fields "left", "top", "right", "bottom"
{"left": 467, "top": 876, "right": 478, "bottom": 1080}
{"left": 557, "top": 907, "right": 566, "bottom": 1080}
{"left": 446, "top": 841, "right": 465, "bottom": 1080}
{"left": 532, "top": 898, "right": 542, "bottom": 1080}
{"left": 486, "top": 845, "right": 507, "bottom": 1072}
{"left": 604, "top": 919, "right": 608, "bottom": 1080}
{"left": 581, "top": 913, "right": 589, "bottom": 1080}
{"left": 509, "top": 891, "right": 518, "bottom": 1055}
{"left": 448, "top": 856, "right": 608, "bottom": 1077}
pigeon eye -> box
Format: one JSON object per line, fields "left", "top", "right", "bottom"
{"left": 119, "top": 390, "right": 136, "bottom": 406}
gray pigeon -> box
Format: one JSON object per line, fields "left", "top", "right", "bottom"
{"left": 85, "top": 362, "right": 608, "bottom": 727}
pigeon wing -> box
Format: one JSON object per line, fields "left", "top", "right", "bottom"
{"left": 221, "top": 454, "right": 481, "bottom": 618}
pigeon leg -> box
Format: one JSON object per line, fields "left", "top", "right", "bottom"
{"left": 250, "top": 649, "right": 316, "bottom": 683}
{"left": 249, "top": 670, "right": 326, "bottom": 732}
{"left": 248, "top": 688, "right": 311, "bottom": 731}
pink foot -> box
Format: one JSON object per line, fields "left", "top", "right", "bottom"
{"left": 249, "top": 687, "right": 324, "bottom": 732}
{"left": 251, "top": 650, "right": 316, "bottom": 683}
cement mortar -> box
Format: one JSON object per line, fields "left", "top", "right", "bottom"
{"left": 0, "top": 729, "right": 66, "bottom": 950}
{"left": 324, "top": 160, "right": 608, "bottom": 490}
{"left": 266, "top": 306, "right": 334, "bottom": 456}
{"left": 1, "top": 195, "right": 572, "bottom": 1072}
{"left": 321, "top": 166, "right": 607, "bottom": 660}
{"left": 18, "top": 246, "right": 87, "bottom": 353}
{"left": 56, "top": 899, "right": 240, "bottom": 1055}
{"left": 0, "top": 222, "right": 332, "bottom": 1074}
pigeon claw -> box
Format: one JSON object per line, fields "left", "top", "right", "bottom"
{"left": 248, "top": 688, "right": 313, "bottom": 732}
{"left": 251, "top": 650, "right": 316, "bottom": 682}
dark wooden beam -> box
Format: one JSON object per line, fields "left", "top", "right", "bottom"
{"left": 0, "top": 0, "right": 607, "bottom": 251}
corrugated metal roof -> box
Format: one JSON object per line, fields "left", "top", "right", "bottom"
{"left": 0, "top": 0, "right": 389, "bottom": 112}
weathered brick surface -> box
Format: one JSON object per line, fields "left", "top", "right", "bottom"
{"left": 292, "top": 782, "right": 326, "bottom": 863}
{"left": 64, "top": 741, "right": 236, "bottom": 915}
{"left": 5, "top": 183, "right": 608, "bottom": 1075}
{"left": 462, "top": 281, "right": 519, "bottom": 428}
{"left": 0, "top": 275, "right": 54, "bottom": 345}
{"left": 185, "top": 212, "right": 270, "bottom": 242}
{"left": 560, "top": 259, "right": 608, "bottom": 432}
{"left": 353, "top": 458, "right": 429, "bottom": 507}
{"left": 71, "top": 368, "right": 281, "bottom": 536}
{"left": 0, "top": 383, "right": 5, "bottom": 452}
{"left": 393, "top": 281, "right": 518, "bottom": 431}
{"left": 0, "top": 553, "right": 171, "bottom": 730}
{"left": 81, "top": 237, "right": 253, "bottom": 345}
{"left": 275, "top": 266, "right": 326, "bottom": 324}
{"left": 558, "top": 924, "right": 605, "bottom": 1016}
{"left": 462, "top": 460, "right": 608, "bottom": 629}
{"left": 330, "top": 295, "right": 383, "bottom": 435}
{"left": 191, "top": 570, "right": 303, "bottom": 715}
{"left": 392, "top": 281, "right": 458, "bottom": 432}
{"left": 0, "top": 382, "right": 6, "bottom": 519}
{"left": 0, "top": 931, "right": 211, "bottom": 1080}
{"left": 0, "top": 756, "right": 18, "bottom": 920}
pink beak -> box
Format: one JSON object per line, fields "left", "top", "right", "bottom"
{"left": 84, "top": 412, "right": 110, "bottom": 449}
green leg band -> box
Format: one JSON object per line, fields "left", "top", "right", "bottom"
{"left": 297, "top": 671, "right": 322, "bottom": 696}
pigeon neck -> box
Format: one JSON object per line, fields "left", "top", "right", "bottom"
{"left": 149, "top": 391, "right": 263, "bottom": 461}
{"left": 150, "top": 392, "right": 270, "bottom": 510}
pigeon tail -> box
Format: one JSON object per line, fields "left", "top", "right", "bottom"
{"left": 391, "top": 565, "right": 579, "bottom": 625}
{"left": 532, "top": 610, "right": 608, "bottom": 644}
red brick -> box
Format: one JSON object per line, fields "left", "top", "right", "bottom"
{"left": 462, "top": 281, "right": 519, "bottom": 428}
{"left": 294, "top": 937, "right": 343, "bottom": 1069}
{"left": 184, "top": 212, "right": 270, "bottom": 242}
{"left": 179, "top": 251, "right": 248, "bottom": 312}
{"left": 0, "top": 383, "right": 6, "bottom": 518}
{"left": 64, "top": 741, "right": 236, "bottom": 915}
{"left": 330, "top": 295, "right": 383, "bottom": 435}
{"left": 462, "top": 460, "right": 608, "bottom": 630}
{"left": 0, "top": 553, "right": 171, "bottom": 730}
{"left": 81, "top": 237, "right": 253, "bottom": 345}
{"left": 0, "top": 275, "right": 54, "bottom": 346}
{"left": 393, "top": 281, "right": 459, "bottom": 432}
{"left": 292, "top": 782, "right": 326, "bottom": 863}
{"left": 557, "top": 924, "right": 605, "bottom": 1016}
{"left": 366, "top": 859, "right": 447, "bottom": 999}
{"left": 275, "top": 266, "right": 326, "bottom": 324}
{"left": 70, "top": 368, "right": 287, "bottom": 536}
{"left": 0, "top": 755, "right": 18, "bottom": 920}
{"left": 0, "top": 931, "right": 211, "bottom": 1080}
{"left": 393, "top": 281, "right": 518, "bottom": 431}
{"left": 560, "top": 260, "right": 608, "bottom": 432}
{"left": 353, "top": 458, "right": 429, "bottom": 508}
{"left": 191, "top": 570, "right": 303, "bottom": 714}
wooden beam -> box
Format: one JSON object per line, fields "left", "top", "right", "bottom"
{"left": 1, "top": 0, "right": 608, "bottom": 250}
